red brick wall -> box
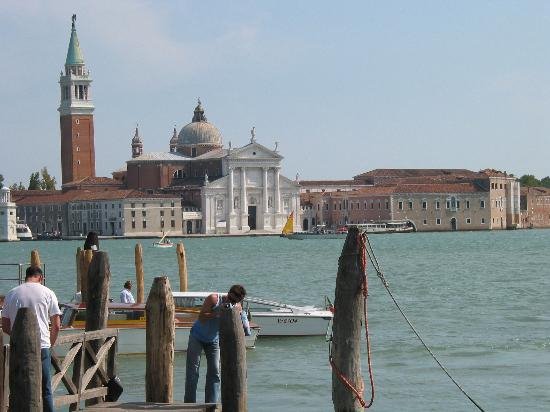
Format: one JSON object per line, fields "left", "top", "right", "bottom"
{"left": 60, "top": 114, "right": 95, "bottom": 184}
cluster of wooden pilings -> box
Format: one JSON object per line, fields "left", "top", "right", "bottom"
{"left": 2, "top": 244, "right": 251, "bottom": 411}
{"left": 3, "top": 229, "right": 367, "bottom": 411}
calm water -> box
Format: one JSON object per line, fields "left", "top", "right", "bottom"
{"left": 0, "top": 231, "right": 548, "bottom": 411}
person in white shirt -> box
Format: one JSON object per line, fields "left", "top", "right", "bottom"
{"left": 2, "top": 266, "right": 61, "bottom": 412}
{"left": 120, "top": 280, "right": 135, "bottom": 303}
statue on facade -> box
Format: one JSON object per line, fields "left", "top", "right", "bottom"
{"left": 72, "top": 14, "right": 76, "bottom": 29}
{"left": 250, "top": 126, "right": 256, "bottom": 143}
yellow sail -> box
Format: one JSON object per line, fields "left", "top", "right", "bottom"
{"left": 281, "top": 211, "right": 294, "bottom": 235}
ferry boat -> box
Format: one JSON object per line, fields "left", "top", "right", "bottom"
{"left": 352, "top": 220, "right": 415, "bottom": 234}
{"left": 56, "top": 302, "right": 260, "bottom": 355}
{"left": 16, "top": 221, "right": 33, "bottom": 240}
{"left": 172, "top": 291, "right": 333, "bottom": 336}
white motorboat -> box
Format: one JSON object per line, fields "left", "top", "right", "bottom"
{"left": 55, "top": 302, "right": 259, "bottom": 355}
{"left": 16, "top": 221, "right": 33, "bottom": 240}
{"left": 172, "top": 291, "right": 333, "bottom": 336}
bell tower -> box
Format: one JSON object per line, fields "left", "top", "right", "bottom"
{"left": 58, "top": 14, "right": 95, "bottom": 185}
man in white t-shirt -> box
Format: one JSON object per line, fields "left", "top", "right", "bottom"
{"left": 120, "top": 280, "right": 135, "bottom": 303}
{"left": 2, "top": 266, "right": 61, "bottom": 412}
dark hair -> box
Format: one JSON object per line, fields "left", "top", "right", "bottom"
{"left": 228, "top": 284, "right": 246, "bottom": 303}
{"left": 84, "top": 231, "right": 99, "bottom": 250}
{"left": 124, "top": 280, "right": 132, "bottom": 289}
{"left": 25, "top": 266, "right": 43, "bottom": 280}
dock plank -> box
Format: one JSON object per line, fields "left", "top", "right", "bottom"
{"left": 84, "top": 402, "right": 220, "bottom": 411}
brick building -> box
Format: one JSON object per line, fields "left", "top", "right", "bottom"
{"left": 520, "top": 186, "right": 550, "bottom": 228}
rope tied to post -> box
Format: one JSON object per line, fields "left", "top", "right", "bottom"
{"left": 329, "top": 231, "right": 375, "bottom": 409}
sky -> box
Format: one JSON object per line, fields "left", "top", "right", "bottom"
{"left": 2, "top": 1, "right": 550, "bottom": 187}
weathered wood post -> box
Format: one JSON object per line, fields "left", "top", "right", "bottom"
{"left": 220, "top": 305, "right": 247, "bottom": 411}
{"left": 332, "top": 226, "right": 364, "bottom": 412}
{"left": 85, "top": 251, "right": 111, "bottom": 407}
{"left": 75, "top": 247, "right": 82, "bottom": 293}
{"left": 0, "top": 329, "right": 4, "bottom": 412}
{"left": 9, "top": 307, "right": 42, "bottom": 411}
{"left": 80, "top": 249, "right": 94, "bottom": 303}
{"left": 135, "top": 244, "right": 145, "bottom": 303}
{"left": 145, "top": 276, "right": 174, "bottom": 403}
{"left": 30, "top": 249, "right": 41, "bottom": 268}
{"left": 176, "top": 243, "right": 188, "bottom": 292}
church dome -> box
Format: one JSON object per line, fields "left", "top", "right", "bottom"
{"left": 177, "top": 100, "right": 222, "bottom": 146}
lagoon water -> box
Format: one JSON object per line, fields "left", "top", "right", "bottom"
{"left": 0, "top": 230, "right": 549, "bottom": 411}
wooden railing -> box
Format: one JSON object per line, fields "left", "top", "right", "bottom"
{"left": 1, "top": 328, "right": 119, "bottom": 411}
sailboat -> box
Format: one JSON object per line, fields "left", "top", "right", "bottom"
{"left": 281, "top": 211, "right": 294, "bottom": 237}
{"left": 153, "top": 231, "right": 173, "bottom": 248}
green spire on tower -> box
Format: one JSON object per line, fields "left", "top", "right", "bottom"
{"left": 65, "top": 14, "right": 85, "bottom": 66}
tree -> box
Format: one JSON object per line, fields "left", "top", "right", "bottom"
{"left": 0, "top": 174, "right": 3, "bottom": 188}
{"left": 9, "top": 182, "right": 25, "bottom": 191}
{"left": 541, "top": 176, "right": 550, "bottom": 188}
{"left": 40, "top": 167, "right": 56, "bottom": 190}
{"left": 519, "top": 174, "right": 541, "bottom": 187}
{"left": 28, "top": 172, "right": 41, "bottom": 190}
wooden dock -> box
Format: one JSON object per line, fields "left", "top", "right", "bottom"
{"left": 84, "top": 402, "right": 220, "bottom": 411}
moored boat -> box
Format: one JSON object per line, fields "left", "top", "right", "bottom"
{"left": 351, "top": 220, "right": 415, "bottom": 233}
{"left": 56, "top": 302, "right": 260, "bottom": 355}
{"left": 172, "top": 291, "right": 333, "bottom": 336}
{"left": 16, "top": 221, "right": 33, "bottom": 240}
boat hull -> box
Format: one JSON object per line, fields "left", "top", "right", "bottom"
{"left": 55, "top": 325, "right": 259, "bottom": 355}
{"left": 250, "top": 312, "right": 332, "bottom": 336}
{"left": 286, "top": 232, "right": 347, "bottom": 240}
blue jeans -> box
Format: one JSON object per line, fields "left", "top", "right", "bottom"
{"left": 41, "top": 348, "right": 54, "bottom": 412}
{"left": 184, "top": 334, "right": 220, "bottom": 403}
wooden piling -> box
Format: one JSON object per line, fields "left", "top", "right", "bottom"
{"left": 135, "top": 244, "right": 145, "bottom": 304}
{"left": 220, "top": 305, "right": 247, "bottom": 412}
{"left": 80, "top": 249, "right": 94, "bottom": 303}
{"left": 331, "top": 226, "right": 364, "bottom": 412}
{"left": 76, "top": 247, "right": 82, "bottom": 293}
{"left": 9, "top": 307, "right": 42, "bottom": 411}
{"left": 30, "top": 249, "right": 41, "bottom": 268}
{"left": 176, "top": 243, "right": 188, "bottom": 292}
{"left": 145, "top": 276, "right": 174, "bottom": 403}
{"left": 0, "top": 329, "right": 3, "bottom": 412}
{"left": 85, "top": 251, "right": 111, "bottom": 407}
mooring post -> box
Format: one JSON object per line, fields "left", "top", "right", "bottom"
{"left": 9, "top": 307, "right": 42, "bottom": 411}
{"left": 220, "top": 305, "right": 247, "bottom": 412}
{"left": 85, "top": 251, "right": 111, "bottom": 406}
{"left": 79, "top": 249, "right": 93, "bottom": 303}
{"left": 332, "top": 226, "right": 364, "bottom": 412}
{"left": 30, "top": 249, "right": 41, "bottom": 269}
{"left": 176, "top": 243, "right": 188, "bottom": 292}
{"left": 135, "top": 244, "right": 145, "bottom": 303}
{"left": 75, "top": 247, "right": 82, "bottom": 293}
{"left": 145, "top": 276, "right": 174, "bottom": 403}
{"left": 0, "top": 329, "right": 4, "bottom": 412}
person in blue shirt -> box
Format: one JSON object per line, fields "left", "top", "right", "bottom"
{"left": 184, "top": 284, "right": 251, "bottom": 403}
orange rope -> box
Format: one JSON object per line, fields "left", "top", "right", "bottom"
{"left": 329, "top": 232, "right": 375, "bottom": 409}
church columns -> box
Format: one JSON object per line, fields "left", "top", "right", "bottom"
{"left": 228, "top": 167, "right": 235, "bottom": 215}
{"left": 263, "top": 167, "right": 269, "bottom": 213}
{"left": 274, "top": 167, "right": 281, "bottom": 214}
{"left": 241, "top": 166, "right": 249, "bottom": 230}
{"left": 226, "top": 167, "right": 235, "bottom": 234}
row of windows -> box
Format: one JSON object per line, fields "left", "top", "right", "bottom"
{"left": 423, "top": 218, "right": 486, "bottom": 225}
{"left": 131, "top": 210, "right": 176, "bottom": 217}
{"left": 131, "top": 220, "right": 177, "bottom": 229}
{"left": 398, "top": 199, "right": 485, "bottom": 210}
{"left": 491, "top": 183, "right": 504, "bottom": 189}
{"left": 130, "top": 202, "right": 176, "bottom": 208}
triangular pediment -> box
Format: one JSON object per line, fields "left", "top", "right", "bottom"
{"left": 228, "top": 142, "right": 283, "bottom": 160}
